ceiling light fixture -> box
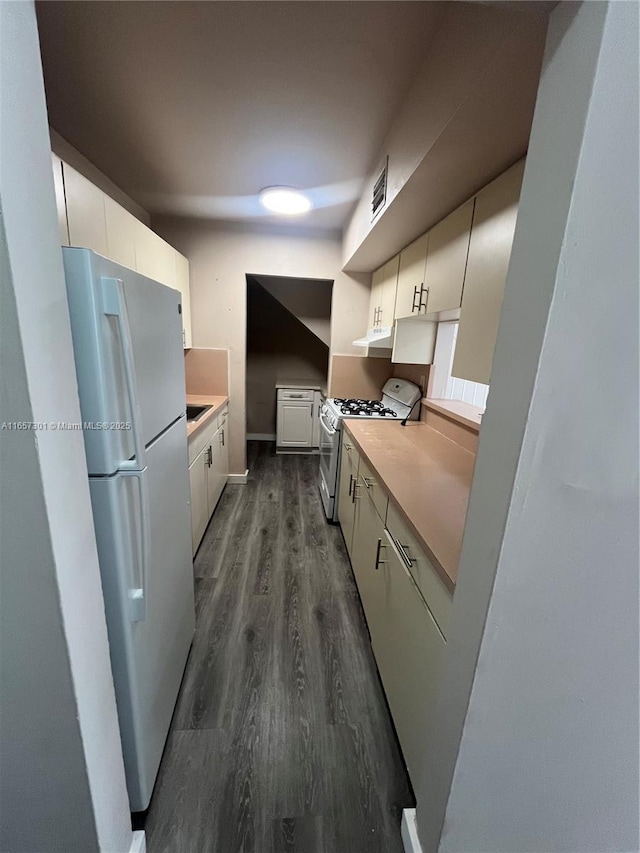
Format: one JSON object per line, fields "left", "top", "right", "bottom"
{"left": 259, "top": 186, "right": 312, "bottom": 215}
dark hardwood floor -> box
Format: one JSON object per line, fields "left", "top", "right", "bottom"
{"left": 143, "top": 441, "right": 413, "bottom": 853}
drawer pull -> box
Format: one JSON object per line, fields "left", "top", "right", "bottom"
{"left": 412, "top": 285, "right": 421, "bottom": 313}
{"left": 397, "top": 540, "right": 415, "bottom": 570}
{"left": 374, "top": 538, "right": 386, "bottom": 570}
{"left": 351, "top": 482, "right": 361, "bottom": 503}
{"left": 361, "top": 475, "right": 375, "bottom": 490}
{"left": 348, "top": 473, "right": 353, "bottom": 496}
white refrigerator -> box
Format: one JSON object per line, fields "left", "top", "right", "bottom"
{"left": 62, "top": 248, "right": 195, "bottom": 812}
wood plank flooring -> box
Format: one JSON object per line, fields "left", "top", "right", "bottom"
{"left": 142, "top": 441, "right": 413, "bottom": 853}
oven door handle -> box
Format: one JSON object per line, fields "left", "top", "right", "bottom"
{"left": 319, "top": 411, "right": 337, "bottom": 437}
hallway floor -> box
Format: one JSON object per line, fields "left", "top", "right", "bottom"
{"left": 143, "top": 441, "right": 413, "bottom": 853}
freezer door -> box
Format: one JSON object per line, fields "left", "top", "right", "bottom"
{"left": 89, "top": 416, "right": 194, "bottom": 811}
{"left": 62, "top": 248, "right": 186, "bottom": 475}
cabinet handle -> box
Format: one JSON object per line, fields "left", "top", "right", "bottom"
{"left": 397, "top": 540, "right": 416, "bottom": 569}
{"left": 419, "top": 285, "right": 429, "bottom": 312}
{"left": 344, "top": 442, "right": 352, "bottom": 452}
{"left": 220, "top": 429, "right": 225, "bottom": 446}
{"left": 374, "top": 538, "right": 387, "bottom": 570}
{"left": 206, "top": 446, "right": 212, "bottom": 467}
{"left": 348, "top": 473, "right": 353, "bottom": 496}
{"left": 361, "top": 475, "right": 375, "bottom": 490}
{"left": 351, "top": 482, "right": 361, "bottom": 503}
{"left": 412, "top": 285, "right": 421, "bottom": 313}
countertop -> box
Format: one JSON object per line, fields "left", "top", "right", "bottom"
{"left": 186, "top": 394, "right": 229, "bottom": 440}
{"left": 275, "top": 379, "right": 327, "bottom": 395}
{"left": 344, "top": 419, "right": 476, "bottom": 591}
{"left": 423, "top": 398, "right": 482, "bottom": 432}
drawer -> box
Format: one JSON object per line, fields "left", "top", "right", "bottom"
{"left": 277, "top": 388, "right": 314, "bottom": 402}
{"left": 341, "top": 430, "right": 359, "bottom": 466}
{"left": 385, "top": 501, "right": 453, "bottom": 638}
{"left": 358, "top": 455, "right": 388, "bottom": 523}
{"left": 188, "top": 416, "right": 219, "bottom": 466}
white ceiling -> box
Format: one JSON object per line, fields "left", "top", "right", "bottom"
{"left": 36, "top": 1, "right": 448, "bottom": 230}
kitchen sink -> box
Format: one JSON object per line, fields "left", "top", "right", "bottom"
{"left": 186, "top": 404, "right": 212, "bottom": 421}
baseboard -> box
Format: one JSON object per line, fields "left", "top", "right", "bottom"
{"left": 401, "top": 809, "right": 424, "bottom": 853}
{"left": 130, "top": 830, "right": 146, "bottom": 853}
{"left": 227, "top": 469, "right": 249, "bottom": 485}
{"left": 247, "top": 433, "right": 276, "bottom": 441}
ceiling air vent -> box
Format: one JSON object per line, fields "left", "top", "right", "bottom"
{"left": 371, "top": 157, "right": 388, "bottom": 221}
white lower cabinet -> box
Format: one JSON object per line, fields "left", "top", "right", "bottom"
{"left": 188, "top": 408, "right": 229, "bottom": 555}
{"left": 276, "top": 388, "right": 315, "bottom": 449}
{"left": 371, "top": 530, "right": 446, "bottom": 790}
{"left": 337, "top": 438, "right": 451, "bottom": 792}
{"left": 350, "top": 478, "right": 387, "bottom": 638}
{"left": 189, "top": 445, "right": 210, "bottom": 553}
{"left": 337, "top": 433, "right": 359, "bottom": 556}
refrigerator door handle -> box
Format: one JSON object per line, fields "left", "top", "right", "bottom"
{"left": 101, "top": 276, "right": 146, "bottom": 471}
{"left": 120, "top": 468, "right": 150, "bottom": 622}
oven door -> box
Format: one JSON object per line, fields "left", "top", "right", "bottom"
{"left": 319, "top": 410, "right": 340, "bottom": 496}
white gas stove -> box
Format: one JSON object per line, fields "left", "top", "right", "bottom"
{"left": 319, "top": 378, "right": 421, "bottom": 521}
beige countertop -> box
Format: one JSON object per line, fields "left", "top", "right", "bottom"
{"left": 186, "top": 394, "right": 229, "bottom": 441}
{"left": 344, "top": 419, "right": 476, "bottom": 591}
{"left": 423, "top": 398, "right": 482, "bottom": 432}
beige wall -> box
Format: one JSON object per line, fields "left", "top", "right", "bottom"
{"left": 329, "top": 354, "right": 428, "bottom": 400}
{"left": 184, "top": 347, "right": 229, "bottom": 396}
{"left": 343, "top": 3, "right": 548, "bottom": 271}
{"left": 254, "top": 275, "right": 332, "bottom": 346}
{"left": 153, "top": 217, "right": 370, "bottom": 473}
{"left": 50, "top": 127, "right": 150, "bottom": 226}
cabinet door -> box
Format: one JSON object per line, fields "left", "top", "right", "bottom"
{"left": 64, "top": 164, "right": 107, "bottom": 255}
{"left": 189, "top": 446, "right": 209, "bottom": 556}
{"left": 51, "top": 154, "right": 69, "bottom": 246}
{"left": 207, "top": 428, "right": 227, "bottom": 515}
{"left": 134, "top": 221, "right": 176, "bottom": 287}
{"left": 175, "top": 251, "right": 192, "bottom": 348}
{"left": 395, "top": 233, "right": 429, "bottom": 320}
{"left": 358, "top": 455, "right": 388, "bottom": 522}
{"left": 423, "top": 198, "right": 474, "bottom": 314}
{"left": 386, "top": 501, "right": 453, "bottom": 639}
{"left": 391, "top": 316, "right": 437, "bottom": 365}
{"left": 337, "top": 436, "right": 359, "bottom": 555}
{"left": 372, "top": 530, "right": 446, "bottom": 790}
{"left": 350, "top": 482, "right": 386, "bottom": 642}
{"left": 276, "top": 401, "right": 314, "bottom": 447}
{"left": 379, "top": 255, "right": 400, "bottom": 327}
{"left": 452, "top": 159, "right": 525, "bottom": 385}
{"left": 368, "top": 266, "right": 384, "bottom": 328}
{"left": 104, "top": 195, "right": 137, "bottom": 270}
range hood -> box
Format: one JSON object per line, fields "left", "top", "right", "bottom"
{"left": 353, "top": 325, "right": 394, "bottom": 348}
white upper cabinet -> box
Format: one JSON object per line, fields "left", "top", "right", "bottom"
{"left": 369, "top": 255, "right": 400, "bottom": 329}
{"left": 51, "top": 153, "right": 69, "bottom": 246}
{"left": 423, "top": 198, "right": 474, "bottom": 315}
{"left": 452, "top": 159, "right": 525, "bottom": 385}
{"left": 104, "top": 195, "right": 137, "bottom": 270}
{"left": 52, "top": 154, "right": 193, "bottom": 349}
{"left": 64, "top": 163, "right": 107, "bottom": 255}
{"left": 175, "top": 252, "right": 192, "bottom": 348}
{"left": 395, "top": 232, "right": 429, "bottom": 320}
{"left": 133, "top": 220, "right": 176, "bottom": 288}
